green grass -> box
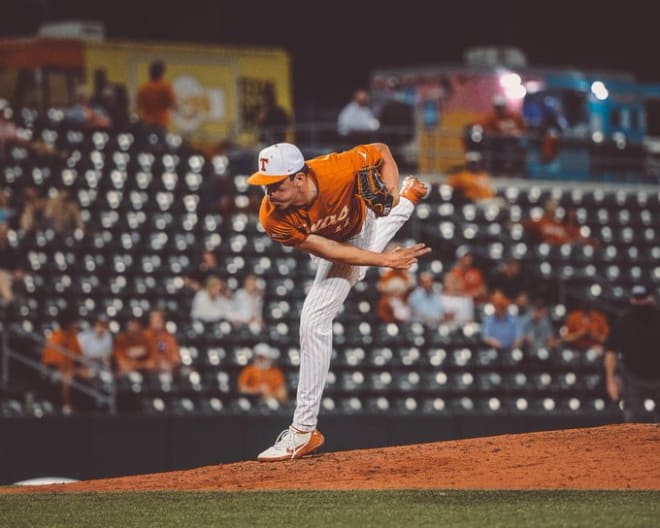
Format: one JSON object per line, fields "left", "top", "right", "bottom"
{"left": 0, "top": 490, "right": 658, "bottom": 528}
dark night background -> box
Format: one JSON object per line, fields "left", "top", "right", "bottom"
{"left": 2, "top": 0, "right": 660, "bottom": 111}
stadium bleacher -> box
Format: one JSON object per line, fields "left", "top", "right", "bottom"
{"left": 0, "top": 110, "right": 658, "bottom": 420}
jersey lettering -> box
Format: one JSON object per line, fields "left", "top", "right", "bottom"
{"left": 310, "top": 205, "right": 349, "bottom": 233}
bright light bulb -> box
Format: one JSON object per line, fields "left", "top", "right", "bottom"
{"left": 591, "top": 81, "right": 609, "bottom": 101}
{"left": 500, "top": 72, "right": 522, "bottom": 89}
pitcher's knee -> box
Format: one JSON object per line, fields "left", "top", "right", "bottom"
{"left": 300, "top": 310, "right": 332, "bottom": 339}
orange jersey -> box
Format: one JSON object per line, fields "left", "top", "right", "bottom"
{"left": 136, "top": 80, "right": 176, "bottom": 127}
{"left": 564, "top": 310, "right": 610, "bottom": 349}
{"left": 42, "top": 329, "right": 82, "bottom": 369}
{"left": 259, "top": 145, "right": 382, "bottom": 246}
{"left": 238, "top": 364, "right": 286, "bottom": 394}
{"left": 446, "top": 266, "right": 486, "bottom": 298}
{"left": 113, "top": 331, "right": 153, "bottom": 369}
{"left": 446, "top": 169, "right": 495, "bottom": 201}
{"left": 143, "top": 329, "right": 180, "bottom": 367}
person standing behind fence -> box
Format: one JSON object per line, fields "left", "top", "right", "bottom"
{"left": 337, "top": 89, "right": 379, "bottom": 145}
{"left": 136, "top": 60, "right": 176, "bottom": 134}
{"left": 478, "top": 95, "right": 526, "bottom": 174}
{"left": 605, "top": 285, "right": 660, "bottom": 422}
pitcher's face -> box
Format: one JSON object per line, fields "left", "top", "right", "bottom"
{"left": 264, "top": 174, "right": 303, "bottom": 210}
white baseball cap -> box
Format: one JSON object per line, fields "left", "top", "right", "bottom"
{"left": 247, "top": 143, "right": 305, "bottom": 186}
{"left": 254, "top": 342, "right": 279, "bottom": 359}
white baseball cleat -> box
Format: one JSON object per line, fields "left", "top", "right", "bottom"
{"left": 257, "top": 426, "right": 325, "bottom": 462}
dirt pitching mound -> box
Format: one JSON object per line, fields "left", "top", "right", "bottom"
{"left": 3, "top": 423, "right": 659, "bottom": 493}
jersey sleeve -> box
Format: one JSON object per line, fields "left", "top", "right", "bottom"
{"left": 259, "top": 201, "right": 309, "bottom": 247}
{"left": 346, "top": 144, "right": 383, "bottom": 170}
{"left": 264, "top": 221, "right": 308, "bottom": 246}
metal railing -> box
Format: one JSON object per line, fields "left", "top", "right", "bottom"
{"left": 1, "top": 324, "right": 116, "bottom": 414}
{"left": 252, "top": 122, "right": 660, "bottom": 184}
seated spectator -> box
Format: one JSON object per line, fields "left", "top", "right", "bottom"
{"left": 0, "top": 99, "right": 18, "bottom": 157}
{"left": 0, "top": 188, "right": 16, "bottom": 225}
{"left": 78, "top": 315, "right": 114, "bottom": 378}
{"left": 522, "top": 200, "right": 595, "bottom": 247}
{"left": 237, "top": 343, "right": 288, "bottom": 403}
{"left": 17, "top": 185, "right": 47, "bottom": 234}
{"left": 182, "top": 248, "right": 223, "bottom": 291}
{"left": 521, "top": 299, "right": 559, "bottom": 352}
{"left": 563, "top": 207, "right": 598, "bottom": 246}
{"left": 522, "top": 199, "right": 564, "bottom": 245}
{"left": 560, "top": 299, "right": 610, "bottom": 352}
{"left": 488, "top": 257, "right": 532, "bottom": 312}
{"left": 190, "top": 275, "right": 233, "bottom": 322}
{"left": 0, "top": 223, "right": 25, "bottom": 304}
{"left": 64, "top": 84, "right": 112, "bottom": 129}
{"left": 446, "top": 151, "right": 499, "bottom": 205}
{"left": 43, "top": 188, "right": 84, "bottom": 235}
{"left": 198, "top": 157, "right": 237, "bottom": 218}
{"left": 376, "top": 268, "right": 413, "bottom": 324}
{"left": 408, "top": 271, "right": 453, "bottom": 326}
{"left": 443, "top": 246, "right": 488, "bottom": 302}
{"left": 143, "top": 309, "right": 181, "bottom": 371}
{"left": 42, "top": 311, "right": 82, "bottom": 414}
{"left": 481, "top": 291, "right": 524, "bottom": 351}
{"left": 232, "top": 273, "right": 264, "bottom": 329}
{"left": 113, "top": 316, "right": 153, "bottom": 374}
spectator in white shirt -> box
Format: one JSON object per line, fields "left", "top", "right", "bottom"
{"left": 191, "top": 275, "right": 233, "bottom": 322}
{"left": 232, "top": 273, "right": 264, "bottom": 329}
{"left": 78, "top": 315, "right": 113, "bottom": 376}
{"left": 337, "top": 89, "right": 379, "bottom": 142}
{"left": 408, "top": 271, "right": 452, "bottom": 326}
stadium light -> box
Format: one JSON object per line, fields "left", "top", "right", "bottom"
{"left": 591, "top": 81, "right": 609, "bottom": 101}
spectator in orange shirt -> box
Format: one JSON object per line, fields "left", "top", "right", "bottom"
{"left": 42, "top": 311, "right": 82, "bottom": 414}
{"left": 563, "top": 207, "right": 598, "bottom": 247}
{"left": 238, "top": 343, "right": 288, "bottom": 403}
{"left": 561, "top": 299, "right": 610, "bottom": 352}
{"left": 443, "top": 246, "right": 488, "bottom": 302}
{"left": 480, "top": 96, "right": 526, "bottom": 137}
{"left": 113, "top": 316, "right": 153, "bottom": 374}
{"left": 522, "top": 199, "right": 570, "bottom": 246}
{"left": 376, "top": 268, "right": 413, "bottom": 324}
{"left": 136, "top": 60, "right": 176, "bottom": 131}
{"left": 446, "top": 151, "right": 499, "bottom": 205}
{"left": 523, "top": 201, "right": 596, "bottom": 247}
{"left": 143, "top": 309, "right": 181, "bottom": 372}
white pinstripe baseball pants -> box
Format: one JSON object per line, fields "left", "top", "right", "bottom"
{"left": 292, "top": 197, "right": 415, "bottom": 432}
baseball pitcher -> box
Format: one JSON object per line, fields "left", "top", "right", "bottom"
{"left": 247, "top": 142, "right": 430, "bottom": 461}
